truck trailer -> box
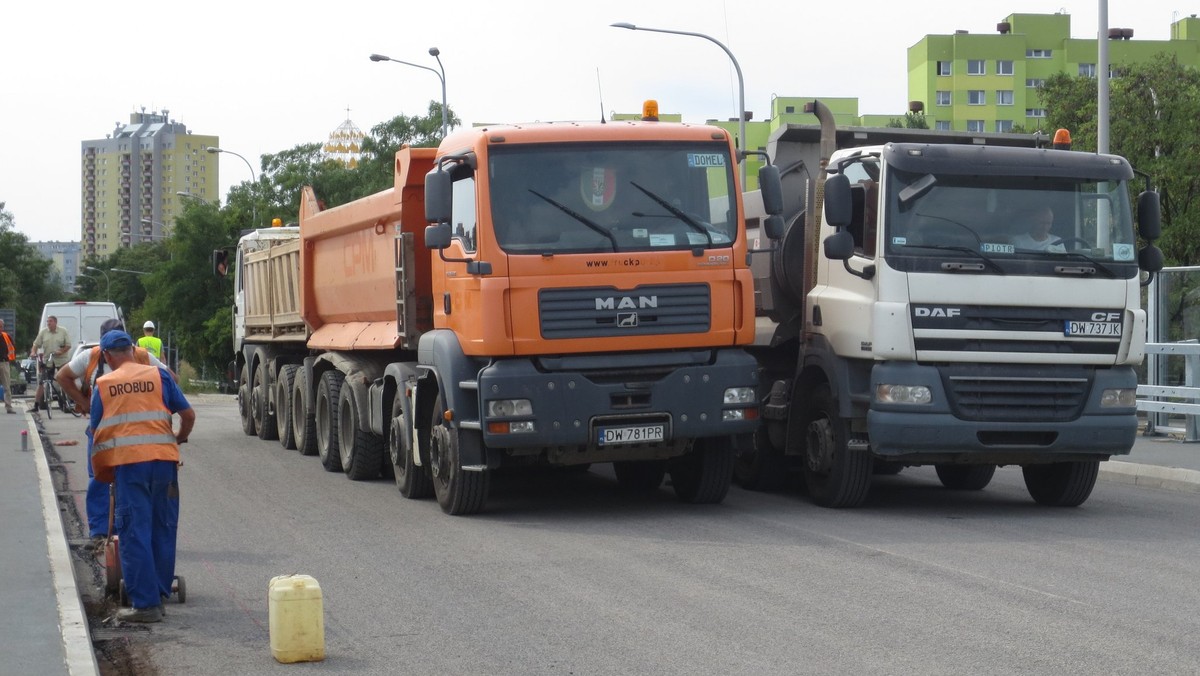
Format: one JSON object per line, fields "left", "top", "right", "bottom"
{"left": 738, "top": 101, "right": 1163, "bottom": 508}
{"left": 230, "top": 110, "right": 784, "bottom": 514}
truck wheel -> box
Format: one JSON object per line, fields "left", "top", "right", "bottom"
{"left": 315, "top": 370, "right": 345, "bottom": 472}
{"left": 429, "top": 393, "right": 489, "bottom": 515}
{"left": 1022, "top": 461, "right": 1099, "bottom": 507}
{"left": 935, "top": 464, "right": 995, "bottom": 490}
{"left": 254, "top": 361, "right": 278, "bottom": 441}
{"left": 275, "top": 365, "right": 298, "bottom": 450}
{"left": 670, "top": 438, "right": 735, "bottom": 504}
{"left": 238, "top": 367, "right": 256, "bottom": 437}
{"left": 390, "top": 394, "right": 432, "bottom": 499}
{"left": 733, "top": 426, "right": 788, "bottom": 491}
{"left": 292, "top": 369, "right": 318, "bottom": 456}
{"left": 613, "top": 461, "right": 666, "bottom": 492}
{"left": 802, "top": 385, "right": 871, "bottom": 508}
{"left": 337, "top": 383, "right": 383, "bottom": 481}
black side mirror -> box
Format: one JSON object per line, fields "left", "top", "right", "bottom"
{"left": 824, "top": 174, "right": 853, "bottom": 228}
{"left": 425, "top": 170, "right": 452, "bottom": 224}
{"left": 763, "top": 215, "right": 785, "bottom": 241}
{"left": 425, "top": 223, "right": 452, "bottom": 250}
{"left": 1139, "top": 244, "right": 1164, "bottom": 273}
{"left": 1137, "top": 191, "right": 1161, "bottom": 241}
{"left": 823, "top": 230, "right": 854, "bottom": 261}
{"left": 758, "top": 164, "right": 783, "bottom": 216}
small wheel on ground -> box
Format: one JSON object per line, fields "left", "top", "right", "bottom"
{"left": 292, "top": 368, "right": 318, "bottom": 456}
{"left": 429, "top": 393, "right": 489, "bottom": 515}
{"left": 173, "top": 575, "right": 186, "bottom": 604}
{"left": 612, "top": 461, "right": 666, "bottom": 492}
{"left": 254, "top": 360, "right": 278, "bottom": 441}
{"left": 1022, "top": 461, "right": 1099, "bottom": 507}
{"left": 238, "top": 366, "right": 255, "bottom": 436}
{"left": 935, "top": 464, "right": 996, "bottom": 490}
{"left": 670, "top": 438, "right": 736, "bottom": 504}
{"left": 315, "top": 370, "right": 345, "bottom": 472}
{"left": 802, "top": 384, "right": 872, "bottom": 508}
{"left": 391, "top": 393, "right": 432, "bottom": 499}
{"left": 338, "top": 381, "right": 384, "bottom": 481}
{"left": 276, "top": 365, "right": 298, "bottom": 449}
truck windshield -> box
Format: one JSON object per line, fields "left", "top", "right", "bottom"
{"left": 884, "top": 167, "right": 1139, "bottom": 274}
{"left": 488, "top": 141, "right": 737, "bottom": 254}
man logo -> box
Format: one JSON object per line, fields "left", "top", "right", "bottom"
{"left": 617, "top": 312, "right": 639, "bottom": 328}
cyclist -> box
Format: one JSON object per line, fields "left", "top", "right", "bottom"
{"left": 29, "top": 316, "right": 71, "bottom": 412}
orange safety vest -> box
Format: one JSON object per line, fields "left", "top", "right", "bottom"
{"left": 91, "top": 363, "right": 179, "bottom": 484}
{"left": 1, "top": 331, "right": 13, "bottom": 362}
{"left": 84, "top": 345, "right": 152, "bottom": 397}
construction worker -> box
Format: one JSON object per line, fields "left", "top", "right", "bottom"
{"left": 58, "top": 319, "right": 173, "bottom": 549}
{"left": 90, "top": 330, "right": 194, "bottom": 623}
{"left": 138, "top": 320, "right": 162, "bottom": 359}
{"left": 0, "top": 318, "right": 15, "bottom": 414}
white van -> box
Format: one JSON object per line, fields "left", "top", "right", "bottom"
{"left": 37, "top": 301, "right": 124, "bottom": 348}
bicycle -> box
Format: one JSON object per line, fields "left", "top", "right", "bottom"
{"left": 35, "top": 355, "right": 81, "bottom": 418}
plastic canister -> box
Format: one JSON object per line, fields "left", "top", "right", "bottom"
{"left": 268, "top": 574, "right": 325, "bottom": 663}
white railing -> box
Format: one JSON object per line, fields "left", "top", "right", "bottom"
{"left": 1138, "top": 341, "right": 1200, "bottom": 441}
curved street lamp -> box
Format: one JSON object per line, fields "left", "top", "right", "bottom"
{"left": 84, "top": 266, "right": 110, "bottom": 300}
{"left": 610, "top": 22, "right": 747, "bottom": 185}
{"left": 369, "top": 49, "right": 448, "bottom": 138}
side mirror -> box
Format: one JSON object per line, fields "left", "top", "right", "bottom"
{"left": 823, "top": 174, "right": 853, "bottom": 228}
{"left": 758, "top": 164, "right": 783, "bottom": 216}
{"left": 425, "top": 170, "right": 452, "bottom": 224}
{"left": 823, "top": 230, "right": 854, "bottom": 261}
{"left": 763, "top": 215, "right": 785, "bottom": 241}
{"left": 1137, "top": 191, "right": 1161, "bottom": 241}
{"left": 1139, "top": 244, "right": 1164, "bottom": 273}
{"left": 425, "top": 223, "right": 452, "bottom": 250}
{"left": 212, "top": 250, "right": 229, "bottom": 278}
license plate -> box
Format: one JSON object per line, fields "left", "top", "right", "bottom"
{"left": 1064, "top": 321, "right": 1121, "bottom": 337}
{"left": 597, "top": 424, "right": 666, "bottom": 446}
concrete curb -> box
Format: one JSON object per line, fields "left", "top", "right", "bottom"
{"left": 1100, "top": 460, "right": 1200, "bottom": 494}
{"left": 29, "top": 412, "right": 100, "bottom": 676}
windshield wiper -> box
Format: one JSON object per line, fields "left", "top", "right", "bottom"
{"left": 1028, "top": 250, "right": 1117, "bottom": 278}
{"left": 902, "top": 244, "right": 1006, "bottom": 274}
{"left": 629, "top": 181, "right": 713, "bottom": 246}
{"left": 527, "top": 189, "right": 618, "bottom": 252}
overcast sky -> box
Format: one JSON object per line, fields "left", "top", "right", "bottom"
{"left": 1, "top": 1, "right": 1182, "bottom": 243}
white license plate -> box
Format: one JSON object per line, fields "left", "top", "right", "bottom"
{"left": 1064, "top": 321, "right": 1121, "bottom": 337}
{"left": 597, "top": 424, "right": 666, "bottom": 446}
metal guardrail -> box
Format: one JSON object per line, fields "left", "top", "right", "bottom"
{"left": 1138, "top": 341, "right": 1200, "bottom": 441}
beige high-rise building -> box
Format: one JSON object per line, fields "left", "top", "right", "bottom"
{"left": 81, "top": 110, "right": 218, "bottom": 259}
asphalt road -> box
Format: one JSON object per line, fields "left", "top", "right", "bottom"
{"left": 49, "top": 395, "right": 1200, "bottom": 675}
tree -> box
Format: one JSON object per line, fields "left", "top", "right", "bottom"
{"left": 886, "top": 111, "right": 930, "bottom": 129}
{"left": 0, "top": 203, "right": 62, "bottom": 347}
{"left": 1041, "top": 55, "right": 1200, "bottom": 265}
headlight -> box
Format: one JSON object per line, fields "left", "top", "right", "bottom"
{"left": 1100, "top": 388, "right": 1137, "bottom": 408}
{"left": 486, "top": 399, "right": 533, "bottom": 417}
{"left": 723, "top": 387, "right": 756, "bottom": 405}
{"left": 875, "top": 384, "right": 932, "bottom": 405}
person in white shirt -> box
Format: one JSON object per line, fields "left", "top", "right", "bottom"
{"left": 1010, "top": 206, "right": 1065, "bottom": 252}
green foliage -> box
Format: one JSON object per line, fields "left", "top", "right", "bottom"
{"left": 886, "top": 112, "right": 930, "bottom": 129}
{"left": 0, "top": 203, "right": 63, "bottom": 347}
{"left": 1042, "top": 55, "right": 1200, "bottom": 265}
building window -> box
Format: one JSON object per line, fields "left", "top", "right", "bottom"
{"left": 935, "top": 120, "right": 951, "bottom": 131}
{"left": 968, "top": 90, "right": 986, "bottom": 105}
{"left": 1026, "top": 78, "right": 1045, "bottom": 89}
{"left": 995, "top": 120, "right": 1014, "bottom": 133}
{"left": 996, "top": 60, "right": 1014, "bottom": 76}
{"left": 967, "top": 120, "right": 986, "bottom": 132}
{"left": 996, "top": 90, "right": 1014, "bottom": 106}
{"left": 1079, "top": 63, "right": 1096, "bottom": 77}
{"left": 1026, "top": 109, "right": 1047, "bottom": 118}
{"left": 936, "top": 91, "right": 952, "bottom": 106}
{"left": 937, "top": 61, "right": 952, "bottom": 76}
{"left": 968, "top": 60, "right": 986, "bottom": 75}
{"left": 1026, "top": 49, "right": 1053, "bottom": 59}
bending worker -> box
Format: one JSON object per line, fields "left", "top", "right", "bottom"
{"left": 138, "top": 320, "right": 162, "bottom": 359}
{"left": 58, "top": 319, "right": 175, "bottom": 549}
{"left": 90, "top": 330, "right": 194, "bottom": 623}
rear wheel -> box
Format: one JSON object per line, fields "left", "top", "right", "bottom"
{"left": 429, "top": 393, "right": 489, "bottom": 515}
{"left": 935, "top": 464, "right": 996, "bottom": 490}
{"left": 802, "top": 384, "right": 871, "bottom": 508}
{"left": 315, "top": 370, "right": 344, "bottom": 472}
{"left": 1023, "top": 461, "right": 1099, "bottom": 507}
{"left": 292, "top": 368, "right": 318, "bottom": 456}
{"left": 338, "top": 382, "right": 383, "bottom": 481}
{"left": 612, "top": 461, "right": 666, "bottom": 492}
{"left": 254, "top": 361, "right": 278, "bottom": 441}
{"left": 391, "top": 393, "right": 432, "bottom": 498}
{"left": 275, "top": 365, "right": 298, "bottom": 449}
{"left": 670, "top": 438, "right": 735, "bottom": 504}
{"left": 238, "top": 366, "right": 255, "bottom": 436}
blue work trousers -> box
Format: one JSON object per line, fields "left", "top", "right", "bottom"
{"left": 85, "top": 426, "right": 110, "bottom": 537}
{"left": 114, "top": 460, "right": 180, "bottom": 610}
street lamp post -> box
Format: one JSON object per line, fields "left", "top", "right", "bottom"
{"left": 206, "top": 146, "right": 258, "bottom": 226}
{"left": 111, "top": 268, "right": 151, "bottom": 276}
{"left": 610, "top": 22, "right": 747, "bottom": 185}
{"left": 369, "top": 49, "right": 448, "bottom": 138}
{"left": 139, "top": 218, "right": 173, "bottom": 241}
{"left": 84, "top": 266, "right": 110, "bottom": 300}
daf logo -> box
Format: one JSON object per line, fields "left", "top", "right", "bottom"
{"left": 595, "top": 295, "right": 658, "bottom": 311}
{"left": 1092, "top": 312, "right": 1121, "bottom": 322}
{"left": 914, "top": 307, "right": 962, "bottom": 318}
{"left": 617, "top": 312, "right": 639, "bottom": 328}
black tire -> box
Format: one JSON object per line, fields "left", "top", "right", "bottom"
{"left": 275, "top": 365, "right": 298, "bottom": 449}
{"left": 390, "top": 393, "right": 432, "bottom": 498}
{"left": 254, "top": 360, "right": 278, "bottom": 441}
{"left": 238, "top": 366, "right": 255, "bottom": 436}
{"left": 292, "top": 368, "right": 318, "bottom": 456}
{"left": 733, "top": 426, "right": 788, "bottom": 491}
{"left": 1023, "top": 461, "right": 1099, "bottom": 507}
{"left": 315, "top": 370, "right": 345, "bottom": 472}
{"left": 338, "top": 382, "right": 384, "bottom": 481}
{"left": 802, "top": 384, "right": 872, "bottom": 508}
{"left": 935, "top": 464, "right": 996, "bottom": 490}
{"left": 670, "top": 438, "right": 736, "bottom": 504}
{"left": 429, "top": 393, "right": 489, "bottom": 515}
{"left": 612, "top": 461, "right": 666, "bottom": 492}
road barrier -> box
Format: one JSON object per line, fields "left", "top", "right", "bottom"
{"left": 1138, "top": 340, "right": 1200, "bottom": 441}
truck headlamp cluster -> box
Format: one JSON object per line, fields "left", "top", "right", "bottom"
{"left": 875, "top": 384, "right": 933, "bottom": 405}
{"left": 723, "top": 387, "right": 756, "bottom": 404}
{"left": 722, "top": 387, "right": 758, "bottom": 422}
{"left": 1100, "top": 388, "right": 1137, "bottom": 408}
{"left": 487, "top": 399, "right": 533, "bottom": 417}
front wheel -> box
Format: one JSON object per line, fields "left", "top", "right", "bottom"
{"left": 429, "top": 393, "right": 489, "bottom": 515}
{"left": 802, "top": 384, "right": 871, "bottom": 508}
{"left": 315, "top": 370, "right": 345, "bottom": 472}
{"left": 670, "top": 438, "right": 735, "bottom": 504}
{"left": 935, "top": 464, "right": 996, "bottom": 490}
{"left": 292, "top": 368, "right": 318, "bottom": 456}
{"left": 391, "top": 394, "right": 432, "bottom": 499}
{"left": 1023, "top": 461, "right": 1099, "bottom": 507}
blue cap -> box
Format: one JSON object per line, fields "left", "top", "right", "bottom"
{"left": 99, "top": 330, "right": 134, "bottom": 351}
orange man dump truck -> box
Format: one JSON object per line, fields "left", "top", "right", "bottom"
{"left": 229, "top": 109, "right": 785, "bottom": 514}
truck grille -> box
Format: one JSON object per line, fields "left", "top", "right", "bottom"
{"left": 943, "top": 366, "right": 1090, "bottom": 422}
{"left": 911, "top": 305, "right": 1122, "bottom": 357}
{"left": 539, "top": 284, "right": 710, "bottom": 339}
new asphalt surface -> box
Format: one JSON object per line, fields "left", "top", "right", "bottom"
{"left": 1, "top": 398, "right": 1197, "bottom": 676}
